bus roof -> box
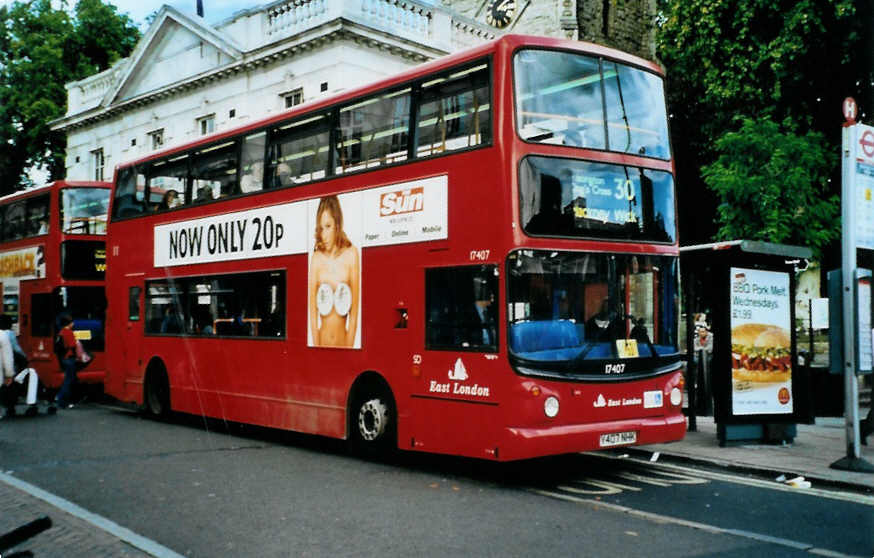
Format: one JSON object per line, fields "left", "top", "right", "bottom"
{"left": 113, "top": 34, "right": 665, "bottom": 175}
{"left": 0, "top": 181, "right": 110, "bottom": 205}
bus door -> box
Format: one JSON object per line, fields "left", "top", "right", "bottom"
{"left": 52, "top": 285, "right": 107, "bottom": 385}
{"left": 416, "top": 264, "right": 502, "bottom": 456}
{"left": 118, "top": 281, "right": 144, "bottom": 401}
{"left": 19, "top": 280, "right": 59, "bottom": 387}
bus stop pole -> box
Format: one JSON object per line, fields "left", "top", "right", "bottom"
{"left": 808, "top": 301, "right": 815, "bottom": 366}
{"left": 832, "top": 123, "right": 874, "bottom": 472}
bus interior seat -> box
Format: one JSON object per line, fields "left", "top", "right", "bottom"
{"left": 73, "top": 319, "right": 101, "bottom": 331}
{"left": 509, "top": 320, "right": 580, "bottom": 359}
{"left": 115, "top": 195, "right": 143, "bottom": 217}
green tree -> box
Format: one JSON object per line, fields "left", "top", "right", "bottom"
{"left": 656, "top": 0, "right": 870, "bottom": 250}
{"left": 0, "top": 0, "right": 139, "bottom": 193}
{"left": 702, "top": 117, "right": 839, "bottom": 260}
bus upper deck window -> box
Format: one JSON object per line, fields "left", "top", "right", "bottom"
{"left": 240, "top": 132, "right": 267, "bottom": 194}
{"left": 416, "top": 64, "right": 491, "bottom": 157}
{"left": 113, "top": 167, "right": 146, "bottom": 219}
{"left": 148, "top": 155, "right": 190, "bottom": 211}
{"left": 268, "top": 116, "right": 330, "bottom": 188}
{"left": 193, "top": 141, "right": 238, "bottom": 202}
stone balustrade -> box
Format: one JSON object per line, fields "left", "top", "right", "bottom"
{"left": 66, "top": 65, "right": 125, "bottom": 116}
{"left": 266, "top": 0, "right": 331, "bottom": 37}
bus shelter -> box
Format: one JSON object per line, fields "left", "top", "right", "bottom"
{"left": 681, "top": 240, "right": 813, "bottom": 445}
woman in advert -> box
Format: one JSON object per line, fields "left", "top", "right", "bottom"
{"left": 308, "top": 195, "right": 360, "bottom": 347}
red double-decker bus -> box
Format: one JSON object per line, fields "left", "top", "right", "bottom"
{"left": 106, "top": 35, "right": 684, "bottom": 460}
{"left": 0, "top": 181, "right": 109, "bottom": 390}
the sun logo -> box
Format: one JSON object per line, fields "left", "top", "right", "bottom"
{"left": 379, "top": 187, "right": 424, "bottom": 217}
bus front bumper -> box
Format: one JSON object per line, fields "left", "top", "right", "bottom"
{"left": 499, "top": 413, "right": 686, "bottom": 461}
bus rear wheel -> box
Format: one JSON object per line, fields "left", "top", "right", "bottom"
{"left": 350, "top": 385, "right": 395, "bottom": 456}
{"left": 358, "top": 398, "right": 389, "bottom": 442}
{"left": 144, "top": 366, "right": 170, "bottom": 417}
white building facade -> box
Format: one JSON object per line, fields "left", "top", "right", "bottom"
{"left": 53, "top": 0, "right": 582, "bottom": 181}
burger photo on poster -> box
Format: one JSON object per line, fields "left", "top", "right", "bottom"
{"left": 730, "top": 323, "right": 791, "bottom": 383}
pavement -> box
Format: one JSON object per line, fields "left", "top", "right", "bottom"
{"left": 0, "top": 474, "right": 154, "bottom": 557}
{"left": 632, "top": 412, "right": 874, "bottom": 494}
{"left": 2, "top": 406, "right": 873, "bottom": 557}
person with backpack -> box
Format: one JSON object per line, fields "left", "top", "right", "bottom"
{"left": 54, "top": 313, "right": 77, "bottom": 409}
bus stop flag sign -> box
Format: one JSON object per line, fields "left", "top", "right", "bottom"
{"left": 843, "top": 97, "right": 858, "bottom": 125}
{"left": 850, "top": 124, "right": 874, "bottom": 250}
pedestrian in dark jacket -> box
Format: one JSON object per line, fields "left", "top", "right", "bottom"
{"left": 55, "top": 313, "right": 77, "bottom": 409}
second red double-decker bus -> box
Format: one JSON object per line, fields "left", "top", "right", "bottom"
{"left": 0, "top": 181, "right": 110, "bottom": 391}
{"left": 105, "top": 35, "right": 684, "bottom": 460}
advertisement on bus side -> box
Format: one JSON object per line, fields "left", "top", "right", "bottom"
{"left": 0, "top": 246, "right": 45, "bottom": 280}
{"left": 0, "top": 245, "right": 45, "bottom": 335}
{"left": 152, "top": 176, "right": 449, "bottom": 350}
{"left": 303, "top": 178, "right": 448, "bottom": 348}
{"left": 153, "top": 176, "right": 447, "bottom": 268}
{"left": 307, "top": 193, "right": 362, "bottom": 349}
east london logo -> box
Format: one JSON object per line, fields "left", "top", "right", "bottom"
{"left": 429, "top": 358, "right": 491, "bottom": 397}
{"left": 593, "top": 394, "right": 642, "bottom": 408}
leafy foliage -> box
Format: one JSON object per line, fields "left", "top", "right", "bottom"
{"left": 702, "top": 117, "right": 839, "bottom": 260}
{"left": 0, "top": 0, "right": 139, "bottom": 192}
{"left": 659, "top": 0, "right": 858, "bottom": 129}
{"left": 656, "top": 0, "right": 871, "bottom": 253}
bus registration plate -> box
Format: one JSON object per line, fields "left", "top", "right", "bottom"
{"left": 599, "top": 431, "right": 637, "bottom": 447}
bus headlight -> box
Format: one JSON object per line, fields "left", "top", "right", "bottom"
{"left": 670, "top": 387, "right": 682, "bottom": 407}
{"left": 544, "top": 396, "right": 559, "bottom": 418}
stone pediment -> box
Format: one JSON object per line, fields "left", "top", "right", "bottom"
{"left": 104, "top": 5, "right": 242, "bottom": 105}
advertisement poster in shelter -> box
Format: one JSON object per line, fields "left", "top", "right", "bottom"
{"left": 729, "top": 267, "right": 793, "bottom": 415}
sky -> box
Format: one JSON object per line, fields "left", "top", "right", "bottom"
{"left": 0, "top": 0, "right": 256, "bottom": 28}
{"left": 1, "top": 0, "right": 438, "bottom": 28}
{"left": 107, "top": 0, "right": 252, "bottom": 27}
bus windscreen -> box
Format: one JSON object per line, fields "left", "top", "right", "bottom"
{"left": 507, "top": 250, "right": 680, "bottom": 378}
{"left": 514, "top": 49, "right": 671, "bottom": 160}
{"left": 61, "top": 187, "right": 110, "bottom": 235}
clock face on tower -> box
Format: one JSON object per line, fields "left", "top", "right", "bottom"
{"left": 485, "top": 0, "right": 516, "bottom": 28}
